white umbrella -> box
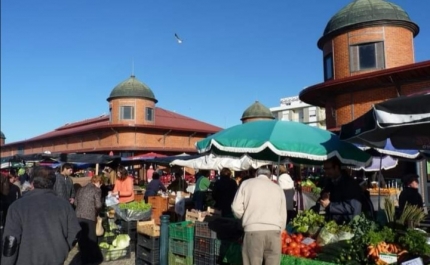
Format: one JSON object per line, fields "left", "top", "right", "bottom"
{"left": 170, "top": 153, "right": 272, "bottom": 171}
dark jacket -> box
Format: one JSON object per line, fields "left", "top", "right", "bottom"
{"left": 53, "top": 173, "right": 75, "bottom": 201}
{"left": 167, "top": 178, "right": 188, "bottom": 192}
{"left": 399, "top": 187, "right": 423, "bottom": 213}
{"left": 1, "top": 189, "right": 81, "bottom": 265}
{"left": 145, "top": 179, "right": 166, "bottom": 197}
{"left": 323, "top": 175, "right": 363, "bottom": 224}
{"left": 74, "top": 183, "right": 102, "bottom": 222}
{"left": 212, "top": 176, "right": 238, "bottom": 217}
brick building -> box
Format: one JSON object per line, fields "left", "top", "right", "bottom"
{"left": 0, "top": 75, "right": 221, "bottom": 158}
{"left": 299, "top": 0, "right": 430, "bottom": 131}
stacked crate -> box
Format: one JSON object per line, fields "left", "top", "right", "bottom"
{"left": 148, "top": 196, "right": 169, "bottom": 225}
{"left": 168, "top": 221, "right": 195, "bottom": 265}
{"left": 136, "top": 219, "right": 161, "bottom": 265}
{"left": 136, "top": 233, "right": 160, "bottom": 264}
{"left": 194, "top": 221, "right": 221, "bottom": 265}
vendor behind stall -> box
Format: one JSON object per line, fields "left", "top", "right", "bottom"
{"left": 399, "top": 174, "right": 423, "bottom": 214}
{"left": 319, "top": 157, "right": 363, "bottom": 224}
{"left": 112, "top": 166, "right": 134, "bottom": 203}
{"left": 212, "top": 168, "right": 237, "bottom": 217}
{"left": 168, "top": 171, "right": 188, "bottom": 192}
{"left": 144, "top": 172, "right": 167, "bottom": 203}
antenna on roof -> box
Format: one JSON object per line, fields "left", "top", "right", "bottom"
{"left": 131, "top": 57, "right": 135, "bottom": 77}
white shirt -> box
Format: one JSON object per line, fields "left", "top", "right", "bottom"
{"left": 278, "top": 173, "right": 294, "bottom": 190}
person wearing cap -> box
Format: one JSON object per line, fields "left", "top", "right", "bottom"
{"left": 399, "top": 174, "right": 423, "bottom": 214}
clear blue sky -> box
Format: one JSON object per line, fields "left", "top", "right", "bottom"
{"left": 1, "top": 0, "right": 429, "bottom": 143}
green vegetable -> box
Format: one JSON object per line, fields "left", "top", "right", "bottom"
{"left": 118, "top": 201, "right": 152, "bottom": 211}
{"left": 291, "top": 210, "right": 325, "bottom": 233}
{"left": 99, "top": 242, "right": 110, "bottom": 249}
{"left": 398, "top": 229, "right": 430, "bottom": 256}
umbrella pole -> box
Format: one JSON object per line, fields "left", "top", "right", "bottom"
{"left": 277, "top": 156, "right": 280, "bottom": 177}
{"left": 377, "top": 153, "right": 383, "bottom": 212}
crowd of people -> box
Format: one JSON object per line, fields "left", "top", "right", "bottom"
{"left": 0, "top": 157, "right": 425, "bottom": 265}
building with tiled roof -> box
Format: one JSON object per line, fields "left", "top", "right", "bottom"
{"left": 299, "top": 0, "right": 430, "bottom": 131}
{"left": 0, "top": 75, "right": 222, "bottom": 158}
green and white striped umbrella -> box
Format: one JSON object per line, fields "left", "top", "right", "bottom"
{"left": 196, "top": 120, "right": 371, "bottom": 167}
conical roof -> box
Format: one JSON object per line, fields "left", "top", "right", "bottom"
{"left": 107, "top": 75, "right": 157, "bottom": 103}
{"left": 241, "top": 101, "right": 275, "bottom": 121}
{"left": 318, "top": 0, "right": 419, "bottom": 48}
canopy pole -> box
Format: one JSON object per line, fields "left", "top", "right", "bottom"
{"left": 377, "top": 153, "right": 383, "bottom": 212}
{"left": 95, "top": 163, "right": 99, "bottom": 176}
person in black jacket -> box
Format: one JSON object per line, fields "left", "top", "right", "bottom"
{"left": 212, "top": 168, "right": 238, "bottom": 217}
{"left": 319, "top": 158, "right": 363, "bottom": 224}
{"left": 399, "top": 174, "right": 423, "bottom": 214}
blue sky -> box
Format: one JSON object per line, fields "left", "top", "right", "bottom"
{"left": 1, "top": 0, "right": 429, "bottom": 144}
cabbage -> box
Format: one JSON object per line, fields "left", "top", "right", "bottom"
{"left": 112, "top": 234, "right": 130, "bottom": 249}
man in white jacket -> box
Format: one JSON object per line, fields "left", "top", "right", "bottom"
{"left": 231, "top": 167, "right": 287, "bottom": 265}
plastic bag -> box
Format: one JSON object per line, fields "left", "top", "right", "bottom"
{"left": 113, "top": 205, "right": 152, "bottom": 222}
{"left": 105, "top": 194, "right": 119, "bottom": 207}
{"left": 336, "top": 231, "right": 354, "bottom": 241}
{"left": 316, "top": 227, "right": 338, "bottom": 246}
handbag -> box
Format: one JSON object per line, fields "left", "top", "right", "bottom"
{"left": 95, "top": 216, "right": 104, "bottom": 236}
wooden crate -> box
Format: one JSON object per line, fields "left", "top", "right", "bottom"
{"left": 137, "top": 219, "right": 160, "bottom": 237}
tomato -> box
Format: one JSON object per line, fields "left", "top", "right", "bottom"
{"left": 299, "top": 243, "right": 306, "bottom": 249}
{"left": 285, "top": 237, "right": 292, "bottom": 244}
{"left": 287, "top": 249, "right": 294, "bottom": 256}
{"left": 296, "top": 233, "right": 303, "bottom": 241}
{"left": 289, "top": 242, "right": 298, "bottom": 249}
{"left": 309, "top": 252, "right": 317, "bottom": 258}
{"left": 309, "top": 242, "right": 317, "bottom": 248}
{"left": 293, "top": 249, "right": 300, "bottom": 256}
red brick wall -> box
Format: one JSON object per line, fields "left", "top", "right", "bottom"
{"left": 242, "top": 117, "right": 274, "bottom": 123}
{"left": 323, "top": 26, "right": 415, "bottom": 80}
{"left": 327, "top": 80, "right": 430, "bottom": 129}
{"left": 0, "top": 128, "right": 209, "bottom": 157}
{"left": 109, "top": 98, "right": 156, "bottom": 125}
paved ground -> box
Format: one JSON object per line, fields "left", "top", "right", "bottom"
{"left": 65, "top": 246, "right": 136, "bottom": 265}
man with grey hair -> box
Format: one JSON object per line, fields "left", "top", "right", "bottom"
{"left": 231, "top": 167, "right": 287, "bottom": 265}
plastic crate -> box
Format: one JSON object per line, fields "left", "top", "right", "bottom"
{"left": 193, "top": 237, "right": 217, "bottom": 255}
{"left": 100, "top": 245, "right": 131, "bottom": 262}
{"left": 168, "top": 252, "right": 193, "bottom": 265}
{"left": 195, "top": 221, "right": 216, "bottom": 239}
{"left": 169, "top": 221, "right": 194, "bottom": 242}
{"left": 194, "top": 251, "right": 217, "bottom": 265}
{"left": 169, "top": 238, "right": 194, "bottom": 256}
{"left": 137, "top": 233, "right": 160, "bottom": 250}
{"left": 136, "top": 244, "right": 160, "bottom": 263}
{"left": 135, "top": 257, "right": 160, "bottom": 265}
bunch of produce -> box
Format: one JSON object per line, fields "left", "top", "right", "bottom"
{"left": 281, "top": 231, "right": 320, "bottom": 259}
{"left": 291, "top": 210, "right": 325, "bottom": 234}
{"left": 118, "top": 201, "right": 152, "bottom": 212}
{"left": 316, "top": 220, "right": 354, "bottom": 246}
{"left": 300, "top": 179, "right": 322, "bottom": 195}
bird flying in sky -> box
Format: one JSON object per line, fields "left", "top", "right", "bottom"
{"left": 174, "top": 33, "right": 183, "bottom": 44}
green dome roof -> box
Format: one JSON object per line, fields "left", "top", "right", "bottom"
{"left": 107, "top": 75, "right": 158, "bottom": 103}
{"left": 241, "top": 101, "right": 275, "bottom": 121}
{"left": 0, "top": 131, "right": 5, "bottom": 139}
{"left": 318, "top": 0, "right": 419, "bottom": 48}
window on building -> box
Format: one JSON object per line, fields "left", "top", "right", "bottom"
{"left": 109, "top": 107, "right": 112, "bottom": 122}
{"left": 324, "top": 53, "right": 333, "bottom": 80}
{"left": 17, "top": 146, "right": 24, "bottom": 155}
{"left": 350, "top": 42, "right": 385, "bottom": 72}
{"left": 146, "top": 107, "right": 154, "bottom": 121}
{"left": 309, "top": 109, "right": 316, "bottom": 117}
{"left": 120, "top": 106, "right": 134, "bottom": 120}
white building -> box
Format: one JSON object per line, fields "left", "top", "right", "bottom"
{"left": 270, "top": 96, "right": 326, "bottom": 129}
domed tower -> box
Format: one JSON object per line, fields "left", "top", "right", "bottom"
{"left": 241, "top": 101, "right": 275, "bottom": 124}
{"left": 107, "top": 75, "right": 157, "bottom": 125}
{"left": 318, "top": 0, "right": 419, "bottom": 81}
{"left": 0, "top": 131, "right": 5, "bottom": 146}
